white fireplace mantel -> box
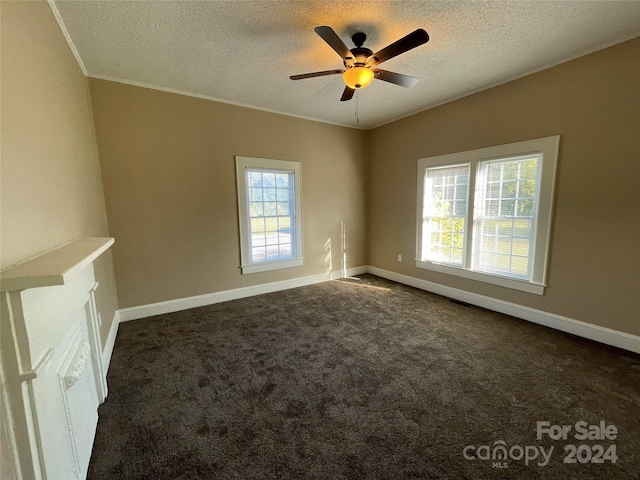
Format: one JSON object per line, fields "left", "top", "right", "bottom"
{"left": 1, "top": 237, "right": 114, "bottom": 292}
{"left": 1, "top": 237, "right": 114, "bottom": 480}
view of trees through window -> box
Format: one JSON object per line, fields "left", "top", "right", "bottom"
{"left": 247, "top": 169, "right": 295, "bottom": 263}
{"left": 417, "top": 136, "right": 558, "bottom": 292}
{"left": 474, "top": 156, "right": 539, "bottom": 279}
{"left": 423, "top": 165, "right": 469, "bottom": 265}
{"left": 422, "top": 155, "right": 540, "bottom": 280}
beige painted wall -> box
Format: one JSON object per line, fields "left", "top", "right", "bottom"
{"left": 89, "top": 79, "right": 367, "bottom": 308}
{"left": 367, "top": 38, "right": 640, "bottom": 336}
{"left": 19, "top": 2, "right": 631, "bottom": 340}
{"left": 0, "top": 1, "right": 119, "bottom": 344}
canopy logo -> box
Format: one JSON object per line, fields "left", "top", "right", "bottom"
{"left": 463, "top": 420, "right": 618, "bottom": 469}
{"left": 463, "top": 441, "right": 553, "bottom": 469}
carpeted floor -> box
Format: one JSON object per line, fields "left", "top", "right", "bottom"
{"left": 88, "top": 274, "right": 640, "bottom": 479}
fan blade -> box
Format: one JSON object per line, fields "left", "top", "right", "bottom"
{"left": 366, "top": 29, "right": 429, "bottom": 67}
{"left": 290, "top": 70, "right": 344, "bottom": 80}
{"left": 373, "top": 69, "right": 419, "bottom": 88}
{"left": 314, "top": 26, "right": 352, "bottom": 60}
{"left": 340, "top": 86, "right": 355, "bottom": 102}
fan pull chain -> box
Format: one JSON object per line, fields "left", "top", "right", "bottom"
{"left": 355, "top": 90, "right": 359, "bottom": 124}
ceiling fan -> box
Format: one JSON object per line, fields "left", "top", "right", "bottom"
{"left": 290, "top": 26, "right": 429, "bottom": 101}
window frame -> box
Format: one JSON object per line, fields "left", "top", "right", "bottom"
{"left": 236, "top": 156, "right": 303, "bottom": 274}
{"left": 415, "top": 136, "right": 560, "bottom": 295}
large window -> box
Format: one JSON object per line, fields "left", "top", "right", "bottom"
{"left": 416, "top": 136, "right": 559, "bottom": 294}
{"left": 236, "top": 156, "right": 303, "bottom": 274}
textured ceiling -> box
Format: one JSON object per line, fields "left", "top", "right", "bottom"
{"left": 52, "top": 1, "right": 640, "bottom": 129}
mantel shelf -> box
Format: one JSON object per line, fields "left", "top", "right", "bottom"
{"left": 1, "top": 237, "right": 114, "bottom": 292}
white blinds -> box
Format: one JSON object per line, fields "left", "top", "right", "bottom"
{"left": 422, "top": 164, "right": 470, "bottom": 265}
{"left": 473, "top": 155, "right": 541, "bottom": 280}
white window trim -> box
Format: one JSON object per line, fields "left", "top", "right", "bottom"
{"left": 416, "top": 136, "right": 560, "bottom": 295}
{"left": 235, "top": 156, "right": 303, "bottom": 274}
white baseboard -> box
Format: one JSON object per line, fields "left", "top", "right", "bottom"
{"left": 101, "top": 310, "right": 120, "bottom": 376}
{"left": 109, "top": 264, "right": 638, "bottom": 370}
{"left": 367, "top": 266, "right": 640, "bottom": 354}
{"left": 118, "top": 266, "right": 368, "bottom": 323}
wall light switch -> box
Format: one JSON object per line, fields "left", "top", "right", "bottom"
{"left": 397, "top": 254, "right": 402, "bottom": 262}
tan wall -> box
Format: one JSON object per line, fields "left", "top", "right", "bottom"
{"left": 367, "top": 38, "right": 640, "bottom": 336}
{"left": 89, "top": 79, "right": 367, "bottom": 308}
{"left": 0, "top": 1, "right": 119, "bottom": 344}
{"left": 12, "top": 1, "right": 631, "bottom": 339}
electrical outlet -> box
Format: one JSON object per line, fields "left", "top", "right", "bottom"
{"left": 397, "top": 254, "right": 402, "bottom": 262}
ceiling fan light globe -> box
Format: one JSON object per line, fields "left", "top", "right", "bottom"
{"left": 343, "top": 67, "right": 374, "bottom": 89}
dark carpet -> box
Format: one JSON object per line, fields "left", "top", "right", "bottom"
{"left": 88, "top": 274, "right": 640, "bottom": 479}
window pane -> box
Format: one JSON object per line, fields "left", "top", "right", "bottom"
{"left": 276, "top": 174, "right": 289, "bottom": 188}
{"left": 249, "top": 187, "right": 263, "bottom": 202}
{"left": 512, "top": 238, "right": 530, "bottom": 256}
{"left": 278, "top": 216, "right": 291, "bottom": 230}
{"left": 276, "top": 188, "right": 289, "bottom": 201}
{"left": 249, "top": 171, "right": 263, "bottom": 187}
{"left": 263, "top": 188, "right": 276, "bottom": 201}
{"left": 250, "top": 217, "right": 265, "bottom": 234}
{"left": 502, "top": 181, "right": 517, "bottom": 198}
{"left": 501, "top": 200, "right": 515, "bottom": 217}
{"left": 249, "top": 202, "right": 263, "bottom": 217}
{"left": 262, "top": 173, "right": 276, "bottom": 187}
{"left": 264, "top": 202, "right": 276, "bottom": 216}
{"left": 279, "top": 231, "right": 291, "bottom": 244}
{"left": 473, "top": 155, "right": 541, "bottom": 279}
{"left": 277, "top": 202, "right": 289, "bottom": 215}
{"left": 503, "top": 163, "right": 519, "bottom": 181}
{"left": 514, "top": 219, "right": 533, "bottom": 238}
{"left": 421, "top": 164, "right": 470, "bottom": 265}
{"left": 487, "top": 200, "right": 499, "bottom": 216}
{"left": 251, "top": 246, "right": 266, "bottom": 262}
{"left": 488, "top": 164, "right": 502, "bottom": 182}
{"left": 265, "top": 217, "right": 278, "bottom": 232}
{"left": 251, "top": 234, "right": 265, "bottom": 247}
{"left": 518, "top": 199, "right": 534, "bottom": 217}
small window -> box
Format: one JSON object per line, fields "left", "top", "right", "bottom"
{"left": 236, "top": 156, "right": 303, "bottom": 274}
{"left": 416, "top": 136, "right": 559, "bottom": 294}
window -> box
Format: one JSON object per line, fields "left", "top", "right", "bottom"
{"left": 236, "top": 156, "right": 303, "bottom": 274}
{"left": 422, "top": 164, "right": 470, "bottom": 266}
{"left": 416, "top": 136, "right": 559, "bottom": 294}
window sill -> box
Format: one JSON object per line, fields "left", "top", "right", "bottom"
{"left": 415, "top": 260, "right": 545, "bottom": 295}
{"left": 241, "top": 258, "right": 303, "bottom": 274}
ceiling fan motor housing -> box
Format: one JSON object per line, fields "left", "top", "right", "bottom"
{"left": 343, "top": 34, "right": 375, "bottom": 89}
{"left": 344, "top": 47, "right": 373, "bottom": 68}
